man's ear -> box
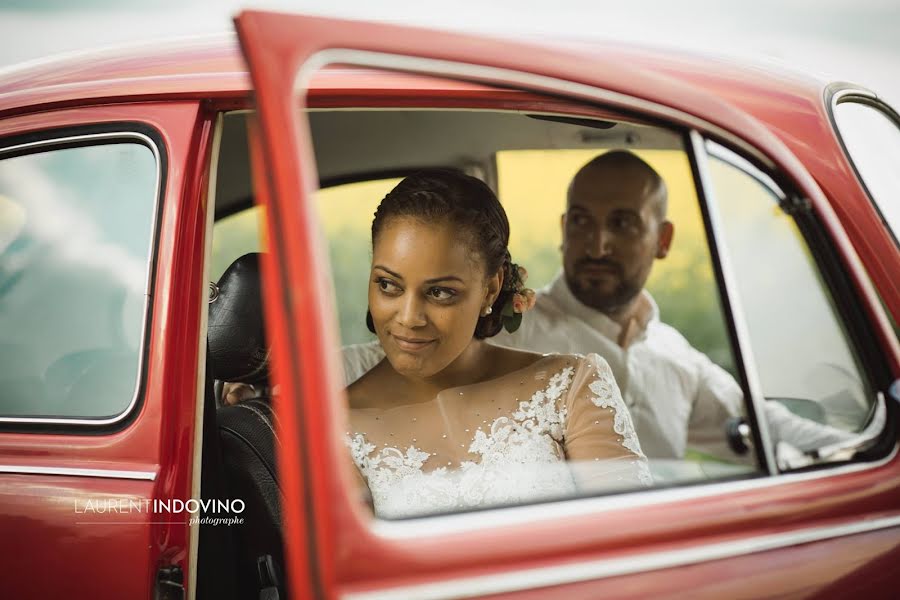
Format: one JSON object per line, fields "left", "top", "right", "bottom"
{"left": 656, "top": 220, "right": 675, "bottom": 259}
{"left": 559, "top": 212, "right": 567, "bottom": 250}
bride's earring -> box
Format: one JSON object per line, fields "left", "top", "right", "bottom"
{"left": 482, "top": 306, "right": 493, "bottom": 316}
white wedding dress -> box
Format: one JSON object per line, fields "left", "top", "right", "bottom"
{"left": 347, "top": 353, "right": 652, "bottom": 519}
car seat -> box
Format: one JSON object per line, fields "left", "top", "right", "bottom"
{"left": 204, "top": 252, "right": 284, "bottom": 599}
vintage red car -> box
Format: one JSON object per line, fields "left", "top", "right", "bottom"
{"left": 0, "top": 10, "right": 898, "bottom": 600}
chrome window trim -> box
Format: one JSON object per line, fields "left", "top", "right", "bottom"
{"left": 0, "top": 464, "right": 157, "bottom": 481}
{"left": 704, "top": 141, "right": 786, "bottom": 202}
{"left": 0, "top": 131, "right": 162, "bottom": 426}
{"left": 689, "top": 132, "right": 778, "bottom": 475}
{"left": 348, "top": 511, "right": 900, "bottom": 600}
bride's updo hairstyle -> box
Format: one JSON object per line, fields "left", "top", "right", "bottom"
{"left": 370, "top": 169, "right": 525, "bottom": 339}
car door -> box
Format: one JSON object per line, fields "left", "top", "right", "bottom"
{"left": 234, "top": 11, "right": 900, "bottom": 599}
{"left": 0, "top": 102, "right": 212, "bottom": 599}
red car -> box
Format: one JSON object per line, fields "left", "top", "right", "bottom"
{"left": 0, "top": 10, "right": 898, "bottom": 600}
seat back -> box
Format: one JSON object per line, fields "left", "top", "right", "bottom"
{"left": 207, "top": 253, "right": 284, "bottom": 598}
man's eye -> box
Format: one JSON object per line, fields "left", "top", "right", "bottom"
{"left": 570, "top": 215, "right": 590, "bottom": 227}
{"left": 428, "top": 287, "right": 455, "bottom": 301}
{"left": 611, "top": 214, "right": 639, "bottom": 231}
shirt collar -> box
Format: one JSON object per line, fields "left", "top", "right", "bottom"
{"left": 545, "top": 271, "right": 659, "bottom": 348}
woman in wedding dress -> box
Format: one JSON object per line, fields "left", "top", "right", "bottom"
{"left": 346, "top": 170, "right": 651, "bottom": 518}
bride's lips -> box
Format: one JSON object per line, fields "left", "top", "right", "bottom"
{"left": 391, "top": 333, "right": 436, "bottom": 353}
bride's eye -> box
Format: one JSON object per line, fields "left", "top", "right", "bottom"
{"left": 427, "top": 287, "right": 455, "bottom": 301}
{"left": 376, "top": 277, "right": 401, "bottom": 294}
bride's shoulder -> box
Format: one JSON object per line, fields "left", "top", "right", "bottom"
{"left": 490, "top": 348, "right": 586, "bottom": 378}
{"left": 524, "top": 352, "right": 612, "bottom": 377}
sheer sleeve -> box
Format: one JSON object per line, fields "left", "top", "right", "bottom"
{"left": 563, "top": 353, "right": 653, "bottom": 490}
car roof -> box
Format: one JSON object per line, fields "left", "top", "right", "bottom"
{"left": 0, "top": 31, "right": 829, "bottom": 119}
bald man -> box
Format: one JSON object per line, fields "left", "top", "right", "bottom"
{"left": 338, "top": 151, "right": 852, "bottom": 466}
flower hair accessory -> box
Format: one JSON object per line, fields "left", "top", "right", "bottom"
{"left": 501, "top": 264, "right": 536, "bottom": 333}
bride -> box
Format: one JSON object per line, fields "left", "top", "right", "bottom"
{"left": 346, "top": 170, "right": 651, "bottom": 518}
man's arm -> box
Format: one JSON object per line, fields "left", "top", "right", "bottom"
{"left": 686, "top": 355, "right": 748, "bottom": 462}
{"left": 689, "top": 352, "right": 854, "bottom": 463}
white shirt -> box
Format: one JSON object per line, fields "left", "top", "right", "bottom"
{"left": 342, "top": 272, "right": 852, "bottom": 461}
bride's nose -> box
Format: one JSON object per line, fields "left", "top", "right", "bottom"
{"left": 396, "top": 293, "right": 428, "bottom": 328}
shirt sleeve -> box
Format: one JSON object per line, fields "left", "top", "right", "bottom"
{"left": 688, "top": 351, "right": 855, "bottom": 462}
{"left": 563, "top": 353, "right": 653, "bottom": 490}
{"left": 686, "top": 352, "right": 748, "bottom": 462}
{"left": 763, "top": 400, "right": 854, "bottom": 452}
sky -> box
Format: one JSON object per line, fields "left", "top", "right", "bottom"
{"left": 0, "top": 0, "right": 898, "bottom": 104}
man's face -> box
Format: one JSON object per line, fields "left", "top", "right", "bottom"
{"left": 561, "top": 162, "right": 672, "bottom": 314}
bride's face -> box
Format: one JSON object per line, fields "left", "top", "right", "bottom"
{"left": 369, "top": 217, "right": 496, "bottom": 379}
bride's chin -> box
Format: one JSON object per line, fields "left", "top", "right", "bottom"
{"left": 388, "top": 354, "right": 439, "bottom": 379}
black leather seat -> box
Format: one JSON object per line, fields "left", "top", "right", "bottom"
{"left": 206, "top": 252, "right": 284, "bottom": 599}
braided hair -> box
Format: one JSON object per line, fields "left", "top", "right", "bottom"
{"left": 369, "top": 169, "right": 524, "bottom": 339}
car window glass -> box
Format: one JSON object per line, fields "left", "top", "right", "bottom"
{"left": 705, "top": 141, "right": 872, "bottom": 433}
{"left": 304, "top": 106, "right": 763, "bottom": 521}
{"left": 833, "top": 100, "right": 900, "bottom": 244}
{"left": 0, "top": 140, "right": 157, "bottom": 420}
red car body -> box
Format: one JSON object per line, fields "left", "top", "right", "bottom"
{"left": 0, "top": 11, "right": 897, "bottom": 599}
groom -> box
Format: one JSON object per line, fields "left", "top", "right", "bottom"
{"left": 339, "top": 150, "right": 851, "bottom": 462}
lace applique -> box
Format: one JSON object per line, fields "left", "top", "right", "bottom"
{"left": 588, "top": 365, "right": 653, "bottom": 487}
{"left": 348, "top": 367, "right": 578, "bottom": 517}
{"left": 348, "top": 358, "right": 650, "bottom": 517}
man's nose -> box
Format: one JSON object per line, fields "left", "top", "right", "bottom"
{"left": 396, "top": 293, "right": 427, "bottom": 328}
{"left": 585, "top": 227, "right": 612, "bottom": 258}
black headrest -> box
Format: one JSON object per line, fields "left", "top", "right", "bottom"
{"left": 208, "top": 253, "right": 269, "bottom": 384}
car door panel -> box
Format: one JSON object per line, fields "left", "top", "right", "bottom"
{"left": 0, "top": 101, "right": 210, "bottom": 599}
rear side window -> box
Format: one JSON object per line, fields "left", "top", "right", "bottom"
{"left": 832, "top": 98, "right": 900, "bottom": 245}
{"left": 0, "top": 136, "right": 159, "bottom": 421}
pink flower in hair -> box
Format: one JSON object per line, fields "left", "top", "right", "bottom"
{"left": 517, "top": 265, "right": 529, "bottom": 284}
{"left": 511, "top": 289, "right": 537, "bottom": 314}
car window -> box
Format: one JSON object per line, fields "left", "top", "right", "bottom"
{"left": 705, "top": 141, "right": 873, "bottom": 433}
{"left": 301, "top": 106, "right": 767, "bottom": 521}
{"left": 832, "top": 99, "right": 900, "bottom": 244}
{"left": 0, "top": 138, "right": 158, "bottom": 421}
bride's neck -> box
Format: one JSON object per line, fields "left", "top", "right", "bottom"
{"left": 406, "top": 340, "right": 494, "bottom": 397}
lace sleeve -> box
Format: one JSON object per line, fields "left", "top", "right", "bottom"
{"left": 563, "top": 353, "right": 652, "bottom": 489}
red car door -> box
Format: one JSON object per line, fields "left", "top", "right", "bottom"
{"left": 235, "top": 11, "right": 900, "bottom": 600}
{"left": 0, "top": 102, "right": 212, "bottom": 599}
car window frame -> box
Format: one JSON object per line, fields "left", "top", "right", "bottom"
{"left": 288, "top": 66, "right": 900, "bottom": 508}
{"left": 0, "top": 122, "right": 166, "bottom": 431}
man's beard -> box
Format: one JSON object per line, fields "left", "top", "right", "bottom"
{"left": 566, "top": 258, "right": 642, "bottom": 314}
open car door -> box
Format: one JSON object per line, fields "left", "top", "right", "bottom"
{"left": 234, "top": 10, "right": 900, "bottom": 600}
